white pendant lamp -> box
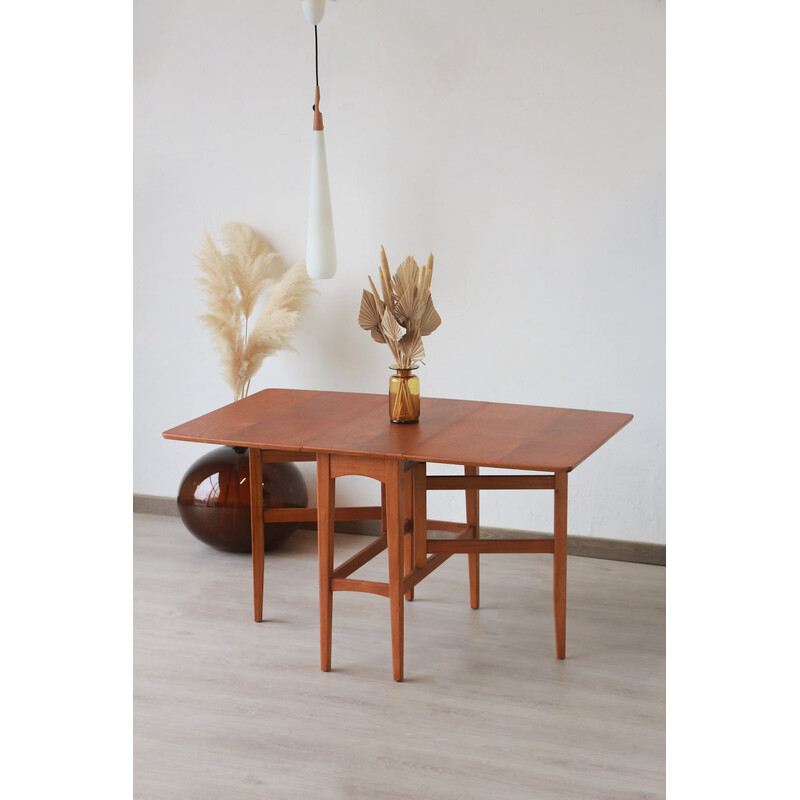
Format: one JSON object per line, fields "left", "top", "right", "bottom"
{"left": 302, "top": 0, "right": 336, "bottom": 279}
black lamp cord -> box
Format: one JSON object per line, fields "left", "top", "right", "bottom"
{"left": 314, "top": 25, "right": 319, "bottom": 87}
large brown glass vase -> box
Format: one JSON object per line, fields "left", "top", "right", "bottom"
{"left": 177, "top": 446, "right": 308, "bottom": 553}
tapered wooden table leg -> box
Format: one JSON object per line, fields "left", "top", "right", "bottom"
{"left": 385, "top": 459, "right": 405, "bottom": 681}
{"left": 465, "top": 465, "right": 480, "bottom": 609}
{"left": 248, "top": 448, "right": 265, "bottom": 622}
{"left": 403, "top": 468, "right": 414, "bottom": 601}
{"left": 553, "top": 470, "right": 568, "bottom": 659}
{"left": 412, "top": 462, "right": 427, "bottom": 576}
{"left": 317, "top": 454, "right": 335, "bottom": 672}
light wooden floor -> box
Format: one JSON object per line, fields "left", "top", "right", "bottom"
{"left": 134, "top": 513, "right": 665, "bottom": 800}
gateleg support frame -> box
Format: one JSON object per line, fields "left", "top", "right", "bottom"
{"left": 248, "top": 447, "right": 385, "bottom": 623}
{"left": 315, "top": 455, "right": 480, "bottom": 682}
{"left": 255, "top": 447, "right": 571, "bottom": 681}
{"left": 422, "top": 465, "right": 569, "bottom": 660}
{"left": 316, "top": 453, "right": 409, "bottom": 681}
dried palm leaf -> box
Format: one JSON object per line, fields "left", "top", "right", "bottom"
{"left": 421, "top": 253, "right": 434, "bottom": 297}
{"left": 359, "top": 245, "right": 441, "bottom": 370}
{"left": 359, "top": 290, "right": 387, "bottom": 343}
{"left": 367, "top": 275, "right": 385, "bottom": 316}
{"left": 418, "top": 295, "right": 442, "bottom": 337}
{"left": 396, "top": 284, "right": 420, "bottom": 326}
{"left": 358, "top": 290, "right": 382, "bottom": 331}
{"left": 379, "top": 308, "right": 402, "bottom": 364}
{"left": 400, "top": 330, "right": 425, "bottom": 364}
{"left": 379, "top": 260, "right": 394, "bottom": 309}
{"left": 393, "top": 256, "right": 419, "bottom": 298}
{"left": 381, "top": 307, "right": 403, "bottom": 344}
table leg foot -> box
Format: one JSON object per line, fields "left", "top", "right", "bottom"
{"left": 249, "top": 449, "right": 265, "bottom": 623}
{"left": 317, "top": 454, "right": 335, "bottom": 672}
{"left": 387, "top": 459, "right": 405, "bottom": 682}
{"left": 554, "top": 471, "right": 568, "bottom": 659}
{"left": 404, "top": 470, "right": 415, "bottom": 601}
{"left": 466, "top": 465, "right": 480, "bottom": 609}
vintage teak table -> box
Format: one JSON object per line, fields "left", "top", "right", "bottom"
{"left": 163, "top": 389, "right": 632, "bottom": 681}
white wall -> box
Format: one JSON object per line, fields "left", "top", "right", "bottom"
{"left": 134, "top": 0, "right": 665, "bottom": 544}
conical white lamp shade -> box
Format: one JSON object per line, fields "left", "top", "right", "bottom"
{"left": 301, "top": 0, "right": 326, "bottom": 26}
{"left": 306, "top": 129, "right": 336, "bottom": 279}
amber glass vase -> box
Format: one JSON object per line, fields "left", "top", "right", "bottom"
{"left": 388, "top": 365, "right": 420, "bottom": 423}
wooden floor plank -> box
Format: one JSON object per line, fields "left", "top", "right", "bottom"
{"left": 134, "top": 513, "right": 665, "bottom": 800}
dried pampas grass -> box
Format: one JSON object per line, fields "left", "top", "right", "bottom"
{"left": 358, "top": 245, "right": 441, "bottom": 368}
{"left": 196, "top": 222, "right": 316, "bottom": 400}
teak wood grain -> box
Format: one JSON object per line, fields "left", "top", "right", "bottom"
{"left": 163, "top": 388, "right": 632, "bottom": 680}
{"left": 163, "top": 388, "right": 632, "bottom": 472}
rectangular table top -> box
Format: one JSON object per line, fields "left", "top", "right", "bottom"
{"left": 163, "top": 389, "right": 632, "bottom": 472}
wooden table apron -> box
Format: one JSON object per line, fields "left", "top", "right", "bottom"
{"left": 163, "top": 388, "right": 633, "bottom": 682}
